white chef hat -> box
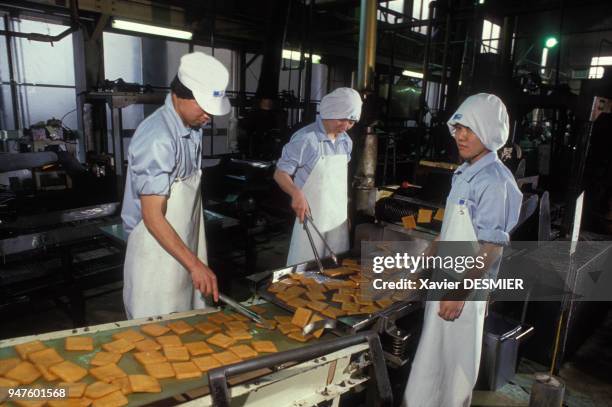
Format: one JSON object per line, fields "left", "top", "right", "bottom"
{"left": 319, "top": 88, "right": 363, "bottom": 121}
{"left": 178, "top": 52, "right": 231, "bottom": 116}
{"left": 447, "top": 93, "right": 509, "bottom": 151}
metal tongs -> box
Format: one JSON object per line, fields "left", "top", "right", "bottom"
{"left": 218, "top": 293, "right": 274, "bottom": 329}
{"left": 302, "top": 213, "right": 339, "bottom": 274}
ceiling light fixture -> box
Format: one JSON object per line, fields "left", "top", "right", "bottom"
{"left": 402, "top": 70, "right": 424, "bottom": 79}
{"left": 112, "top": 19, "right": 193, "bottom": 40}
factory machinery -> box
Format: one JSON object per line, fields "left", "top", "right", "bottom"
{"left": 0, "top": 248, "right": 431, "bottom": 406}
{"left": 2, "top": 1, "right": 612, "bottom": 404}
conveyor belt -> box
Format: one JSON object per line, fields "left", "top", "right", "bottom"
{"left": 0, "top": 302, "right": 341, "bottom": 406}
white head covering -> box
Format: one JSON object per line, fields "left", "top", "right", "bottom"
{"left": 447, "top": 93, "right": 509, "bottom": 151}
{"left": 178, "top": 52, "right": 231, "bottom": 116}
{"left": 319, "top": 88, "right": 363, "bottom": 121}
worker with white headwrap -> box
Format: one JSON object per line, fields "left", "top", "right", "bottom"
{"left": 402, "top": 93, "right": 522, "bottom": 407}
{"left": 121, "top": 52, "right": 230, "bottom": 319}
{"left": 274, "top": 87, "right": 363, "bottom": 266}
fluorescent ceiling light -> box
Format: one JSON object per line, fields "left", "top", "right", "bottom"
{"left": 540, "top": 47, "right": 548, "bottom": 75}
{"left": 282, "top": 49, "right": 321, "bottom": 64}
{"left": 402, "top": 70, "right": 424, "bottom": 79}
{"left": 112, "top": 19, "right": 192, "bottom": 40}
{"left": 541, "top": 47, "right": 548, "bottom": 66}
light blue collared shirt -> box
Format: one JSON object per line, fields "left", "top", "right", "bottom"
{"left": 448, "top": 151, "right": 523, "bottom": 245}
{"left": 121, "top": 94, "right": 202, "bottom": 234}
{"left": 276, "top": 116, "right": 352, "bottom": 188}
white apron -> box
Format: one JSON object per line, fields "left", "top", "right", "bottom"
{"left": 286, "top": 142, "right": 349, "bottom": 266}
{"left": 402, "top": 197, "right": 487, "bottom": 407}
{"left": 123, "top": 170, "right": 208, "bottom": 319}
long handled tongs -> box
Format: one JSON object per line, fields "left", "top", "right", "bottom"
{"left": 302, "top": 213, "right": 339, "bottom": 274}
{"left": 218, "top": 293, "right": 274, "bottom": 329}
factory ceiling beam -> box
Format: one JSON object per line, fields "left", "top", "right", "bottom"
{"left": 0, "top": 0, "right": 80, "bottom": 42}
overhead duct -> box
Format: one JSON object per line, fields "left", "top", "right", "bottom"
{"left": 255, "top": 0, "right": 292, "bottom": 100}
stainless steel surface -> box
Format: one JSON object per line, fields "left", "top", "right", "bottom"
{"left": 258, "top": 263, "right": 422, "bottom": 335}
{"left": 354, "top": 127, "right": 379, "bottom": 216}
{"left": 302, "top": 318, "right": 337, "bottom": 336}
{"left": 0, "top": 203, "right": 120, "bottom": 230}
{"left": 98, "top": 211, "right": 239, "bottom": 245}
{"left": 0, "top": 222, "right": 112, "bottom": 257}
{"left": 0, "top": 151, "right": 58, "bottom": 172}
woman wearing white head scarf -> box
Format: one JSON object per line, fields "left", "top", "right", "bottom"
{"left": 402, "top": 93, "right": 522, "bottom": 407}
{"left": 274, "top": 87, "right": 363, "bottom": 265}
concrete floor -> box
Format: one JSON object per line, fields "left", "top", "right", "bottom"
{"left": 1, "top": 231, "right": 611, "bottom": 407}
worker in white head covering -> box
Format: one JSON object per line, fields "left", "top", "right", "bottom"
{"left": 402, "top": 93, "right": 522, "bottom": 407}
{"left": 447, "top": 92, "right": 510, "bottom": 152}
{"left": 274, "top": 87, "right": 363, "bottom": 266}
{"left": 121, "top": 52, "right": 230, "bottom": 319}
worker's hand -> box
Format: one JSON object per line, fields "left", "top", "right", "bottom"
{"left": 438, "top": 300, "right": 464, "bottom": 321}
{"left": 291, "top": 189, "right": 310, "bottom": 223}
{"left": 189, "top": 261, "right": 219, "bottom": 302}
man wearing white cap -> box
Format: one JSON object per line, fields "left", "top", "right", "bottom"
{"left": 402, "top": 93, "right": 522, "bottom": 407}
{"left": 121, "top": 52, "right": 230, "bottom": 319}
{"left": 274, "top": 87, "right": 362, "bottom": 265}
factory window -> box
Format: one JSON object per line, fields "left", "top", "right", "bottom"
{"left": 588, "top": 56, "right": 612, "bottom": 79}
{"left": 103, "top": 32, "right": 145, "bottom": 134}
{"left": 481, "top": 19, "right": 501, "bottom": 54}
{"left": 102, "top": 33, "right": 237, "bottom": 155}
{"left": 412, "top": 0, "right": 433, "bottom": 34}
{"left": 378, "top": 1, "right": 405, "bottom": 24}
{"left": 195, "top": 45, "right": 236, "bottom": 155}
{"left": 1, "top": 18, "right": 78, "bottom": 130}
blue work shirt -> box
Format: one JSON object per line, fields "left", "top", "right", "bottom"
{"left": 449, "top": 151, "right": 522, "bottom": 245}
{"left": 446, "top": 151, "right": 522, "bottom": 280}
{"left": 276, "top": 116, "right": 352, "bottom": 188}
{"left": 121, "top": 94, "right": 202, "bottom": 234}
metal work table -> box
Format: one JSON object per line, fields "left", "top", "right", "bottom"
{"left": 99, "top": 210, "right": 240, "bottom": 246}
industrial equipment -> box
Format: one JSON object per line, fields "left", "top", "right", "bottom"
{"left": 0, "top": 300, "right": 393, "bottom": 406}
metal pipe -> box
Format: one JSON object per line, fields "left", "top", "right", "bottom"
{"left": 468, "top": 4, "right": 481, "bottom": 93}
{"left": 0, "top": 0, "right": 80, "bottom": 43}
{"left": 439, "top": 2, "right": 451, "bottom": 111}
{"left": 0, "top": 25, "right": 77, "bottom": 42}
{"left": 3, "top": 14, "right": 20, "bottom": 129}
{"left": 419, "top": 0, "right": 436, "bottom": 123}
{"left": 357, "top": 0, "right": 377, "bottom": 91}
{"left": 354, "top": 0, "right": 379, "bottom": 216}
{"left": 296, "top": 1, "right": 304, "bottom": 125}
{"left": 385, "top": 31, "right": 395, "bottom": 123}
{"left": 554, "top": 0, "right": 564, "bottom": 86}
{"left": 303, "top": 0, "right": 315, "bottom": 121}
